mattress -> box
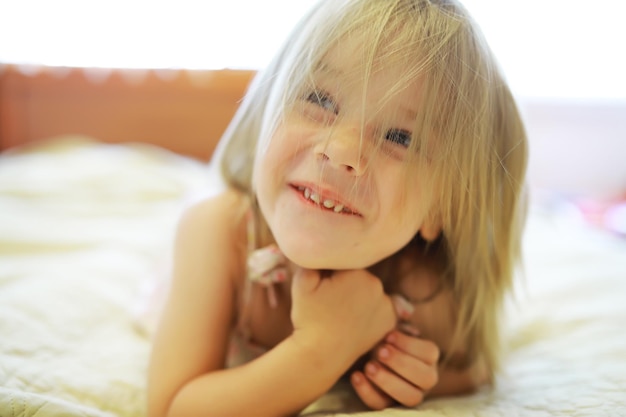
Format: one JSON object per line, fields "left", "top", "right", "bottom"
{"left": 1, "top": 136, "right": 625, "bottom": 416}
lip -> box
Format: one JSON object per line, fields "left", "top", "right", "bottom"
{"left": 289, "top": 182, "right": 363, "bottom": 217}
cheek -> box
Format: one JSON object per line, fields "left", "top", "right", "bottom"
{"left": 253, "top": 128, "right": 303, "bottom": 195}
{"left": 254, "top": 135, "right": 286, "bottom": 176}
{"left": 381, "top": 179, "right": 426, "bottom": 234}
{"left": 262, "top": 127, "right": 301, "bottom": 165}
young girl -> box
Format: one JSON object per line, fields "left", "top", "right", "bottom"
{"left": 146, "top": 0, "right": 528, "bottom": 415}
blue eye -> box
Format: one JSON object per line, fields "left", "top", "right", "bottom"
{"left": 385, "top": 129, "right": 412, "bottom": 148}
{"left": 305, "top": 90, "right": 339, "bottom": 114}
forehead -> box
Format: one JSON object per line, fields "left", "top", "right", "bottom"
{"left": 316, "top": 36, "right": 424, "bottom": 115}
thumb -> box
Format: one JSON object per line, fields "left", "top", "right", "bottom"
{"left": 292, "top": 268, "right": 321, "bottom": 296}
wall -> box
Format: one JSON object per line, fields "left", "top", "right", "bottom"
{"left": 520, "top": 99, "right": 626, "bottom": 198}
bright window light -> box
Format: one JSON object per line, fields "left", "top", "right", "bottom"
{"left": 0, "top": 0, "right": 624, "bottom": 100}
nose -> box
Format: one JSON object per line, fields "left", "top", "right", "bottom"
{"left": 315, "top": 125, "right": 367, "bottom": 175}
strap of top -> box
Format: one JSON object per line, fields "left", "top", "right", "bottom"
{"left": 236, "top": 210, "right": 290, "bottom": 343}
{"left": 247, "top": 245, "right": 288, "bottom": 308}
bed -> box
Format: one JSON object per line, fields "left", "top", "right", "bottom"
{"left": 1, "top": 63, "right": 625, "bottom": 417}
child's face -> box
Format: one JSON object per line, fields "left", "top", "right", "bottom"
{"left": 253, "top": 40, "right": 437, "bottom": 269}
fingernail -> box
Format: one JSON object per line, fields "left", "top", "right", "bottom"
{"left": 378, "top": 347, "right": 390, "bottom": 360}
{"left": 366, "top": 362, "right": 378, "bottom": 376}
{"left": 352, "top": 372, "right": 363, "bottom": 385}
{"left": 386, "top": 332, "right": 396, "bottom": 343}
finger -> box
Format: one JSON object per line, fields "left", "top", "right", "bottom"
{"left": 386, "top": 330, "right": 440, "bottom": 365}
{"left": 364, "top": 361, "right": 425, "bottom": 408}
{"left": 376, "top": 344, "right": 439, "bottom": 391}
{"left": 375, "top": 343, "right": 439, "bottom": 391}
{"left": 350, "top": 371, "right": 394, "bottom": 410}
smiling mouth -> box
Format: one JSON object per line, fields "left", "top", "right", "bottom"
{"left": 293, "top": 185, "right": 360, "bottom": 216}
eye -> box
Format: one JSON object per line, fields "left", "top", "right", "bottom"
{"left": 304, "top": 89, "right": 339, "bottom": 115}
{"left": 385, "top": 129, "right": 412, "bottom": 148}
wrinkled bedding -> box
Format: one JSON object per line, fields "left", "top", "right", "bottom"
{"left": 1, "top": 137, "right": 625, "bottom": 417}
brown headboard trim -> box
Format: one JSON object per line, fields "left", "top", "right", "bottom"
{"left": 0, "top": 64, "right": 256, "bottom": 160}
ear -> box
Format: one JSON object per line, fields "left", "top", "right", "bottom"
{"left": 419, "top": 217, "right": 442, "bottom": 242}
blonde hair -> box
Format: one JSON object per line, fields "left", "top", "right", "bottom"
{"left": 213, "top": 0, "right": 528, "bottom": 380}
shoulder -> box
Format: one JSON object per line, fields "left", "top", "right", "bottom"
{"left": 178, "top": 188, "right": 248, "bottom": 233}
{"left": 395, "top": 260, "right": 456, "bottom": 352}
{"left": 391, "top": 246, "right": 467, "bottom": 364}
{"left": 176, "top": 189, "right": 248, "bottom": 249}
{"left": 172, "top": 189, "right": 250, "bottom": 286}
{"left": 147, "top": 189, "right": 252, "bottom": 414}
{"left": 393, "top": 247, "right": 492, "bottom": 393}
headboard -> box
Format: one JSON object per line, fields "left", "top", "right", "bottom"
{"left": 3, "top": 64, "right": 626, "bottom": 197}
{"left": 0, "top": 64, "right": 256, "bottom": 161}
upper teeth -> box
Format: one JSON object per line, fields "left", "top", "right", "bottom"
{"left": 301, "top": 187, "right": 346, "bottom": 213}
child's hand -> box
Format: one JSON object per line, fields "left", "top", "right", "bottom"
{"left": 290, "top": 268, "right": 397, "bottom": 367}
{"left": 350, "top": 330, "right": 440, "bottom": 409}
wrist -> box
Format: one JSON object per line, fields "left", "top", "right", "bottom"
{"left": 289, "top": 328, "right": 357, "bottom": 374}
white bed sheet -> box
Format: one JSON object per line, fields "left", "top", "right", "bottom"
{"left": 1, "top": 137, "right": 625, "bottom": 417}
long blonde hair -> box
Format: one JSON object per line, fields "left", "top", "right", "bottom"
{"left": 213, "top": 0, "right": 528, "bottom": 380}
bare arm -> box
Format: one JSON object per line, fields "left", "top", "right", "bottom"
{"left": 147, "top": 192, "right": 240, "bottom": 416}
{"left": 147, "top": 192, "right": 344, "bottom": 417}
{"left": 168, "top": 334, "right": 351, "bottom": 417}
{"left": 147, "top": 191, "right": 397, "bottom": 417}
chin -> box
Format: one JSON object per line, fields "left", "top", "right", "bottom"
{"left": 276, "top": 237, "right": 377, "bottom": 270}
{"left": 279, "top": 244, "right": 339, "bottom": 269}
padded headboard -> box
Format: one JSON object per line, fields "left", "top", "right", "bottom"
{"left": 0, "top": 64, "right": 256, "bottom": 160}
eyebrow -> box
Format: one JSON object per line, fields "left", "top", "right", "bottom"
{"left": 316, "top": 61, "right": 419, "bottom": 121}
{"left": 399, "top": 106, "right": 417, "bottom": 121}
{"left": 315, "top": 61, "right": 343, "bottom": 78}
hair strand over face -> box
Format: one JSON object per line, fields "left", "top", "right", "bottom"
{"left": 215, "top": 0, "right": 528, "bottom": 380}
